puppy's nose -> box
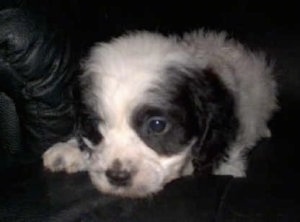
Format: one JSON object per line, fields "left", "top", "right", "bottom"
{"left": 105, "top": 160, "right": 132, "bottom": 187}
{"left": 105, "top": 168, "right": 131, "bottom": 187}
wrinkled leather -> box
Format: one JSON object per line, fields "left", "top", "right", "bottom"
{"left": 0, "top": 93, "right": 21, "bottom": 154}
{"left": 0, "top": 9, "right": 78, "bottom": 155}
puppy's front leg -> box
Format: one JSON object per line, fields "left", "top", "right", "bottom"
{"left": 43, "top": 138, "right": 88, "bottom": 173}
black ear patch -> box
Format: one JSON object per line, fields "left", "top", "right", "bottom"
{"left": 73, "top": 72, "right": 103, "bottom": 151}
{"left": 131, "top": 65, "right": 238, "bottom": 174}
{"left": 187, "top": 67, "right": 239, "bottom": 175}
{"left": 76, "top": 102, "right": 103, "bottom": 151}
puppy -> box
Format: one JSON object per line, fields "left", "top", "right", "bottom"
{"left": 43, "top": 30, "right": 277, "bottom": 197}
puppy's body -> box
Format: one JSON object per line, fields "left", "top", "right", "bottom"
{"left": 43, "top": 30, "right": 277, "bottom": 197}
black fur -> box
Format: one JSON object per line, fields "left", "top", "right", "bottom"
{"left": 131, "top": 65, "right": 200, "bottom": 155}
{"left": 131, "top": 103, "right": 196, "bottom": 155}
{"left": 131, "top": 65, "right": 238, "bottom": 174}
{"left": 74, "top": 71, "right": 103, "bottom": 151}
{"left": 78, "top": 104, "right": 102, "bottom": 149}
{"left": 187, "top": 67, "right": 239, "bottom": 174}
{"left": 76, "top": 100, "right": 102, "bottom": 152}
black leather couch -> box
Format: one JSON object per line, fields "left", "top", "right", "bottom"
{"left": 1, "top": 1, "right": 300, "bottom": 221}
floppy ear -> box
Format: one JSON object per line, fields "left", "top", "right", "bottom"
{"left": 74, "top": 71, "right": 103, "bottom": 152}
{"left": 187, "top": 67, "right": 239, "bottom": 175}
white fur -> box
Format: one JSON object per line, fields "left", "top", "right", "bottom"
{"left": 181, "top": 30, "right": 277, "bottom": 175}
{"left": 43, "top": 30, "right": 277, "bottom": 197}
{"left": 43, "top": 139, "right": 89, "bottom": 173}
{"left": 86, "top": 118, "right": 193, "bottom": 197}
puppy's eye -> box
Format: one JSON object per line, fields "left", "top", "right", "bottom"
{"left": 146, "top": 116, "right": 169, "bottom": 135}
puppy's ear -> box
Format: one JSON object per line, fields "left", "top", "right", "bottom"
{"left": 187, "top": 67, "right": 238, "bottom": 174}
{"left": 74, "top": 71, "right": 103, "bottom": 151}
{"left": 77, "top": 102, "right": 102, "bottom": 147}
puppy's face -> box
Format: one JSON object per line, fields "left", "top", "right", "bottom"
{"left": 81, "top": 33, "right": 202, "bottom": 197}
{"left": 84, "top": 73, "right": 199, "bottom": 197}
{"left": 88, "top": 103, "right": 197, "bottom": 197}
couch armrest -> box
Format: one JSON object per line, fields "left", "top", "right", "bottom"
{"left": 0, "top": 8, "right": 78, "bottom": 156}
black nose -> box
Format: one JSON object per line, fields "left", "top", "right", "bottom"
{"left": 105, "top": 169, "right": 131, "bottom": 187}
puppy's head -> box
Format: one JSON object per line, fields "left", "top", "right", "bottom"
{"left": 79, "top": 32, "right": 235, "bottom": 197}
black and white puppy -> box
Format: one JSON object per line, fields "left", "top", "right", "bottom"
{"left": 43, "top": 30, "right": 277, "bottom": 197}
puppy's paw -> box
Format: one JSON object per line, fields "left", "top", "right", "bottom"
{"left": 43, "top": 140, "right": 88, "bottom": 173}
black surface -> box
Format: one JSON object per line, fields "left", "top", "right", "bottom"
{"left": 1, "top": 165, "right": 300, "bottom": 221}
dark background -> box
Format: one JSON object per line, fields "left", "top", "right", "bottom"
{"left": 2, "top": 1, "right": 299, "bottom": 49}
